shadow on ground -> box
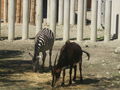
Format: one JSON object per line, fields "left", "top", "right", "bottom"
{"left": 0, "top": 60, "right": 32, "bottom": 75}
{"left": 0, "top": 50, "right": 23, "bottom": 59}
{"left": 48, "top": 76, "right": 120, "bottom": 89}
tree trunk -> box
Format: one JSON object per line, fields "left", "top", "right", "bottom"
{"left": 4, "top": 0, "right": 8, "bottom": 23}
{"left": 30, "top": 0, "right": 36, "bottom": 25}
{"left": 16, "top": 0, "right": 21, "bottom": 23}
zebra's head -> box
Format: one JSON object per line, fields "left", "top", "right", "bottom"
{"left": 29, "top": 53, "right": 41, "bottom": 72}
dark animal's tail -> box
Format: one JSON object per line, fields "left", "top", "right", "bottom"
{"left": 82, "top": 50, "right": 90, "bottom": 60}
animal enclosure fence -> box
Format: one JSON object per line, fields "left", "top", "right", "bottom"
{"left": 0, "top": 0, "right": 116, "bottom": 42}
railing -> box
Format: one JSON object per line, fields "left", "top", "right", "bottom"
{"left": 0, "top": 0, "right": 114, "bottom": 42}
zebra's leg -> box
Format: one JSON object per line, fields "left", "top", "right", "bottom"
{"left": 73, "top": 65, "right": 77, "bottom": 81}
{"left": 49, "top": 48, "right": 52, "bottom": 68}
{"left": 42, "top": 51, "right": 47, "bottom": 68}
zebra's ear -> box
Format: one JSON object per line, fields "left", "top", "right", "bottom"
{"left": 29, "top": 52, "right": 33, "bottom": 58}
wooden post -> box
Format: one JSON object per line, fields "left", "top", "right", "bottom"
{"left": 16, "top": 0, "right": 21, "bottom": 23}
{"left": 8, "top": 0, "right": 15, "bottom": 41}
{"left": 77, "top": 0, "right": 84, "bottom": 41}
{"left": 50, "top": 0, "right": 57, "bottom": 35}
{"left": 104, "top": 0, "right": 111, "bottom": 42}
{"left": 58, "top": 0, "right": 64, "bottom": 25}
{"left": 30, "top": 0, "right": 36, "bottom": 25}
{"left": 36, "top": 0, "right": 43, "bottom": 34}
{"left": 91, "top": 0, "right": 98, "bottom": 42}
{"left": 70, "top": 0, "right": 75, "bottom": 25}
{"left": 4, "top": 0, "right": 8, "bottom": 23}
{"left": 63, "top": 0, "right": 70, "bottom": 41}
{"left": 22, "top": 0, "right": 29, "bottom": 40}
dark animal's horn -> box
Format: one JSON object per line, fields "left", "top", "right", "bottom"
{"left": 29, "top": 52, "right": 33, "bottom": 58}
{"left": 54, "top": 53, "right": 58, "bottom": 66}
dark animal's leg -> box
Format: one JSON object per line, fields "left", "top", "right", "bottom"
{"left": 42, "top": 51, "right": 46, "bottom": 68}
{"left": 73, "top": 65, "right": 77, "bottom": 81}
{"left": 49, "top": 48, "right": 52, "bottom": 68}
{"left": 69, "top": 66, "right": 72, "bottom": 85}
{"left": 79, "top": 57, "right": 83, "bottom": 82}
{"left": 61, "top": 69, "right": 66, "bottom": 86}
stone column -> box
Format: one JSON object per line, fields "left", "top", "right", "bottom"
{"left": 104, "top": 0, "right": 111, "bottom": 42}
{"left": 4, "top": 0, "right": 8, "bottom": 23}
{"left": 63, "top": 0, "right": 70, "bottom": 41}
{"left": 50, "top": 0, "right": 57, "bottom": 35}
{"left": 47, "top": 0, "right": 50, "bottom": 24}
{"left": 36, "top": 0, "right": 43, "bottom": 34}
{"left": 70, "top": 0, "right": 75, "bottom": 25}
{"left": 97, "top": 0, "right": 102, "bottom": 29}
{"left": 8, "top": 0, "right": 15, "bottom": 41}
{"left": 101, "top": 0, "right": 105, "bottom": 27}
{"left": 84, "top": 0, "right": 87, "bottom": 26}
{"left": 22, "top": 0, "right": 29, "bottom": 40}
{"left": 58, "top": 0, "right": 64, "bottom": 25}
{"left": 77, "top": 0, "right": 84, "bottom": 41}
{"left": 91, "top": 0, "right": 98, "bottom": 42}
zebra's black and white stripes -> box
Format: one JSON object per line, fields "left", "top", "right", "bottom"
{"left": 31, "top": 28, "right": 55, "bottom": 72}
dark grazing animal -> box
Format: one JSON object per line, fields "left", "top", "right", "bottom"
{"left": 29, "top": 28, "right": 54, "bottom": 72}
{"left": 51, "top": 41, "right": 90, "bottom": 87}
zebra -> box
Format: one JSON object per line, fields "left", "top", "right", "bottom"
{"left": 29, "top": 28, "right": 55, "bottom": 72}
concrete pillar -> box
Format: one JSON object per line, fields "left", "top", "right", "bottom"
{"left": 84, "top": 0, "right": 87, "bottom": 26}
{"left": 101, "top": 0, "right": 105, "bottom": 27}
{"left": 63, "top": 0, "right": 70, "bottom": 41}
{"left": 97, "top": 0, "right": 102, "bottom": 29}
{"left": 104, "top": 0, "right": 112, "bottom": 42}
{"left": 70, "top": 0, "right": 75, "bottom": 25}
{"left": 91, "top": 0, "right": 98, "bottom": 42}
{"left": 8, "top": 0, "right": 15, "bottom": 41}
{"left": 77, "top": 0, "right": 84, "bottom": 41}
{"left": 22, "top": 0, "right": 29, "bottom": 40}
{"left": 50, "top": 0, "right": 57, "bottom": 35}
{"left": 36, "top": 0, "right": 43, "bottom": 34}
{"left": 58, "top": 0, "right": 64, "bottom": 25}
{"left": 47, "top": 0, "right": 50, "bottom": 24}
{"left": 4, "top": 0, "right": 8, "bottom": 23}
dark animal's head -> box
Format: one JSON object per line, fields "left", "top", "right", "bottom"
{"left": 29, "top": 53, "right": 41, "bottom": 72}
{"left": 51, "top": 66, "right": 61, "bottom": 87}
{"left": 51, "top": 53, "right": 62, "bottom": 87}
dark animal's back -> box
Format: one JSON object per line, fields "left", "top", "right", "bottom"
{"left": 57, "top": 41, "right": 82, "bottom": 68}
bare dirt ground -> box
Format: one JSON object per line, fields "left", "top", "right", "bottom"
{"left": 0, "top": 23, "right": 120, "bottom": 90}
